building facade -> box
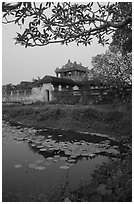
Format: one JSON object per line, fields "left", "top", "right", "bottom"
{"left": 3, "top": 60, "right": 108, "bottom": 104}
{"left": 55, "top": 60, "right": 88, "bottom": 81}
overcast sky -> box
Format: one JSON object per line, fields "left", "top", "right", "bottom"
{"left": 2, "top": 5, "right": 110, "bottom": 85}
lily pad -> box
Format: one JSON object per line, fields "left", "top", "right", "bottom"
{"left": 35, "top": 166, "right": 46, "bottom": 170}
{"left": 65, "top": 151, "right": 71, "bottom": 156}
{"left": 67, "top": 159, "right": 76, "bottom": 163}
{"left": 38, "top": 129, "right": 43, "bottom": 132}
{"left": 60, "top": 165, "right": 69, "bottom": 170}
{"left": 28, "top": 164, "right": 37, "bottom": 168}
{"left": 53, "top": 159, "right": 58, "bottom": 162}
{"left": 47, "top": 135, "right": 52, "bottom": 138}
{"left": 39, "top": 148, "right": 47, "bottom": 152}
{"left": 49, "top": 148, "right": 54, "bottom": 151}
{"left": 36, "top": 145, "right": 44, "bottom": 149}
{"left": 89, "top": 153, "right": 96, "bottom": 158}
{"left": 35, "top": 159, "right": 44, "bottom": 164}
{"left": 47, "top": 157, "right": 54, "bottom": 160}
{"left": 70, "top": 155, "right": 78, "bottom": 159}
{"left": 54, "top": 155, "right": 60, "bottom": 158}
{"left": 14, "top": 164, "right": 22, "bottom": 168}
{"left": 17, "top": 138, "right": 24, "bottom": 141}
{"left": 81, "top": 153, "right": 89, "bottom": 156}
{"left": 31, "top": 144, "right": 36, "bottom": 147}
{"left": 60, "top": 157, "right": 67, "bottom": 161}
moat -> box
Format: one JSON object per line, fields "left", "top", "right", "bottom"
{"left": 2, "top": 119, "right": 121, "bottom": 201}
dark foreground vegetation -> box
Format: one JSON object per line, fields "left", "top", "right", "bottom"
{"left": 2, "top": 103, "right": 132, "bottom": 202}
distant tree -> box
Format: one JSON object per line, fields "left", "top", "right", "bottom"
{"left": 91, "top": 46, "right": 132, "bottom": 88}
{"left": 2, "top": 2, "right": 132, "bottom": 51}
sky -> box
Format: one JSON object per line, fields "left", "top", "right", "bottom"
{"left": 2, "top": 3, "right": 110, "bottom": 85}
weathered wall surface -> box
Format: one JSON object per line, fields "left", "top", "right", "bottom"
{"left": 2, "top": 83, "right": 54, "bottom": 103}
{"left": 2, "top": 90, "right": 32, "bottom": 103}
{"left": 30, "top": 83, "right": 54, "bottom": 102}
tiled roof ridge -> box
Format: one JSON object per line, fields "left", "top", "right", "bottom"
{"left": 55, "top": 60, "right": 88, "bottom": 73}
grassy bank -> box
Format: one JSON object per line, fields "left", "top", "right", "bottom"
{"left": 2, "top": 103, "right": 131, "bottom": 141}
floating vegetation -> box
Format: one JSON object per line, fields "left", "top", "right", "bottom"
{"left": 89, "top": 154, "right": 96, "bottom": 158}
{"left": 46, "top": 139, "right": 52, "bottom": 142}
{"left": 31, "top": 144, "right": 36, "bottom": 147}
{"left": 47, "top": 157, "right": 54, "bottom": 161}
{"left": 34, "top": 140, "right": 41, "bottom": 144}
{"left": 39, "top": 148, "right": 47, "bottom": 152}
{"left": 59, "top": 165, "right": 69, "bottom": 170}
{"left": 35, "top": 159, "right": 44, "bottom": 164}
{"left": 36, "top": 145, "right": 44, "bottom": 149}
{"left": 35, "top": 166, "right": 46, "bottom": 170}
{"left": 81, "top": 153, "right": 88, "bottom": 156}
{"left": 54, "top": 155, "right": 60, "bottom": 158}
{"left": 68, "top": 163, "right": 74, "bottom": 167}
{"left": 53, "top": 159, "right": 58, "bottom": 163}
{"left": 49, "top": 148, "right": 54, "bottom": 151}
{"left": 65, "top": 151, "right": 71, "bottom": 156}
{"left": 17, "top": 138, "right": 24, "bottom": 141}
{"left": 67, "top": 159, "right": 76, "bottom": 163}
{"left": 14, "top": 164, "right": 22, "bottom": 168}
{"left": 28, "top": 164, "right": 37, "bottom": 168}
{"left": 60, "top": 157, "right": 67, "bottom": 161}
{"left": 38, "top": 129, "right": 43, "bottom": 132}
{"left": 47, "top": 135, "right": 52, "bottom": 138}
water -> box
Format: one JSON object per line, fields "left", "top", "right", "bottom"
{"left": 3, "top": 120, "right": 119, "bottom": 201}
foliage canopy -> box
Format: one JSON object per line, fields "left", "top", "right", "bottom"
{"left": 2, "top": 2, "right": 132, "bottom": 53}
{"left": 91, "top": 46, "right": 132, "bottom": 88}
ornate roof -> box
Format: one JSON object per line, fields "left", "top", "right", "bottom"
{"left": 55, "top": 60, "right": 88, "bottom": 73}
{"left": 34, "top": 75, "right": 77, "bottom": 86}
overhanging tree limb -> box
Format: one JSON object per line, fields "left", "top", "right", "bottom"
{"left": 2, "top": 2, "right": 132, "bottom": 51}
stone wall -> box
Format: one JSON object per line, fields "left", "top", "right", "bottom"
{"left": 2, "top": 83, "right": 54, "bottom": 103}
{"left": 52, "top": 88, "right": 110, "bottom": 105}
{"left": 30, "top": 83, "right": 54, "bottom": 102}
